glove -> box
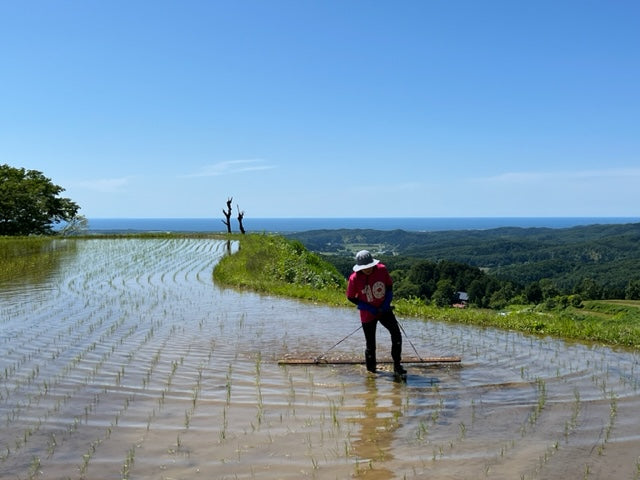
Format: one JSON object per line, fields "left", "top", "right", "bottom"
{"left": 357, "top": 301, "right": 379, "bottom": 315}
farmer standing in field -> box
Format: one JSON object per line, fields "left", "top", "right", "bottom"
{"left": 347, "top": 250, "right": 406, "bottom": 375}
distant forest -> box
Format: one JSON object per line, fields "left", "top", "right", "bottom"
{"left": 286, "top": 223, "right": 640, "bottom": 308}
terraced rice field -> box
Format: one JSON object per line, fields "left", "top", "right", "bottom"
{"left": 1, "top": 237, "right": 640, "bottom": 479}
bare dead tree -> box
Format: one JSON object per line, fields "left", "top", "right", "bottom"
{"left": 222, "top": 197, "right": 232, "bottom": 233}
{"left": 237, "top": 204, "right": 246, "bottom": 234}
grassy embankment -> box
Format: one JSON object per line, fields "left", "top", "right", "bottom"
{"left": 214, "top": 233, "right": 640, "bottom": 349}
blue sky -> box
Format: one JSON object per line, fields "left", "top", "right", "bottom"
{"left": 2, "top": 1, "right": 639, "bottom": 218}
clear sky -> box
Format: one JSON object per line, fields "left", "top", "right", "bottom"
{"left": 2, "top": 1, "right": 639, "bottom": 218}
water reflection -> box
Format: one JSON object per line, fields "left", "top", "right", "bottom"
{"left": 0, "top": 238, "right": 77, "bottom": 290}
{"left": 350, "top": 375, "right": 404, "bottom": 479}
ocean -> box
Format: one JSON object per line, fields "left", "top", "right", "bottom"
{"left": 86, "top": 217, "right": 639, "bottom": 234}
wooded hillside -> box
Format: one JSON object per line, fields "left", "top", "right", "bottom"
{"left": 287, "top": 222, "right": 640, "bottom": 302}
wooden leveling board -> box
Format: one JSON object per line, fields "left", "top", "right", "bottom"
{"left": 278, "top": 356, "right": 461, "bottom": 365}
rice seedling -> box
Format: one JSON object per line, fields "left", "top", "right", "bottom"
{"left": 458, "top": 421, "right": 467, "bottom": 440}
{"left": 565, "top": 387, "right": 581, "bottom": 441}
{"left": 225, "top": 363, "right": 233, "bottom": 406}
{"left": 27, "top": 455, "right": 41, "bottom": 480}
{"left": 328, "top": 398, "right": 340, "bottom": 429}
{"left": 3, "top": 237, "right": 640, "bottom": 479}
{"left": 219, "top": 406, "right": 228, "bottom": 442}
{"left": 254, "top": 351, "right": 264, "bottom": 427}
{"left": 416, "top": 419, "right": 428, "bottom": 442}
{"left": 598, "top": 392, "right": 618, "bottom": 455}
{"left": 634, "top": 456, "right": 640, "bottom": 480}
{"left": 121, "top": 445, "right": 136, "bottom": 479}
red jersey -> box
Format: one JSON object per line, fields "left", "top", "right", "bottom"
{"left": 346, "top": 263, "right": 393, "bottom": 323}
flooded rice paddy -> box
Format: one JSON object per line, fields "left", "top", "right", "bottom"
{"left": 1, "top": 237, "right": 640, "bottom": 479}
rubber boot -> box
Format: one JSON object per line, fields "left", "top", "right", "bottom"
{"left": 394, "top": 363, "right": 407, "bottom": 375}
{"left": 365, "top": 349, "right": 376, "bottom": 373}
{"left": 392, "top": 339, "right": 405, "bottom": 375}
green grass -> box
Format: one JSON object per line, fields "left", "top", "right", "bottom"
{"left": 396, "top": 300, "right": 640, "bottom": 348}
{"left": 213, "top": 233, "right": 348, "bottom": 305}
{"left": 214, "top": 234, "right": 640, "bottom": 349}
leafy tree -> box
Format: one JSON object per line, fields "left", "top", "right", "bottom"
{"left": 539, "top": 278, "right": 560, "bottom": 300}
{"left": 467, "top": 278, "right": 488, "bottom": 307}
{"left": 574, "top": 277, "right": 603, "bottom": 300}
{"left": 489, "top": 282, "right": 517, "bottom": 309}
{"left": 569, "top": 294, "right": 583, "bottom": 308}
{"left": 525, "top": 282, "right": 543, "bottom": 304}
{"left": 407, "top": 260, "right": 437, "bottom": 299}
{"left": 626, "top": 279, "right": 640, "bottom": 300}
{"left": 433, "top": 278, "right": 456, "bottom": 307}
{"left": 392, "top": 270, "right": 421, "bottom": 299}
{"left": 0, "top": 164, "right": 80, "bottom": 236}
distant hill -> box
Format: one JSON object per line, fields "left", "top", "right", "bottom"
{"left": 286, "top": 223, "right": 640, "bottom": 293}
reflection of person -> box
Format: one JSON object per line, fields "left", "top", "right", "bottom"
{"left": 347, "top": 250, "right": 406, "bottom": 375}
{"left": 349, "top": 376, "right": 402, "bottom": 478}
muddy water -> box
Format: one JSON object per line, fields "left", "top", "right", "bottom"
{"left": 1, "top": 238, "right": 640, "bottom": 479}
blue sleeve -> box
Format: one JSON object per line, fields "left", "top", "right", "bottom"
{"left": 381, "top": 285, "right": 393, "bottom": 311}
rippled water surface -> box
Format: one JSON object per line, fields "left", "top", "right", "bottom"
{"left": 1, "top": 238, "right": 640, "bottom": 479}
